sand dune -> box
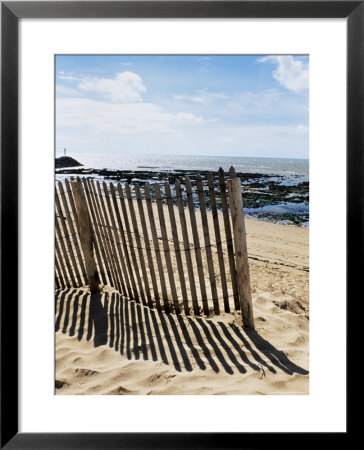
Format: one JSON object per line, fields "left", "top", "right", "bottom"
{"left": 55, "top": 218, "right": 309, "bottom": 395}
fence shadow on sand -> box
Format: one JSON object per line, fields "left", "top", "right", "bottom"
{"left": 55, "top": 288, "right": 308, "bottom": 377}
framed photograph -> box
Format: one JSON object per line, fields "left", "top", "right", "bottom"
{"left": 1, "top": 1, "right": 356, "bottom": 447}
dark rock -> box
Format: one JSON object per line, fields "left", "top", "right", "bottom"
{"left": 55, "top": 156, "right": 83, "bottom": 169}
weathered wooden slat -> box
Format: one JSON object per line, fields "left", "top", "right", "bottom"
{"left": 218, "top": 167, "right": 240, "bottom": 311}
{"left": 135, "top": 184, "right": 160, "bottom": 310}
{"left": 55, "top": 187, "right": 83, "bottom": 286}
{"left": 175, "top": 180, "right": 199, "bottom": 315}
{"left": 64, "top": 178, "right": 80, "bottom": 234}
{"left": 196, "top": 175, "right": 219, "bottom": 315}
{"left": 55, "top": 236, "right": 69, "bottom": 287}
{"left": 65, "top": 177, "right": 107, "bottom": 285}
{"left": 154, "top": 183, "right": 180, "bottom": 314}
{"left": 103, "top": 182, "right": 133, "bottom": 300}
{"left": 56, "top": 251, "right": 67, "bottom": 288}
{"left": 54, "top": 253, "right": 64, "bottom": 288}
{"left": 55, "top": 210, "right": 78, "bottom": 287}
{"left": 117, "top": 183, "right": 146, "bottom": 305}
{"left": 55, "top": 271, "right": 61, "bottom": 290}
{"left": 94, "top": 181, "right": 124, "bottom": 293}
{"left": 125, "top": 183, "right": 152, "bottom": 307}
{"left": 185, "top": 177, "right": 209, "bottom": 316}
{"left": 87, "top": 179, "right": 118, "bottom": 288}
{"left": 165, "top": 182, "right": 189, "bottom": 315}
{"left": 227, "top": 167, "right": 255, "bottom": 329}
{"left": 100, "top": 181, "right": 130, "bottom": 296}
{"left": 110, "top": 183, "right": 139, "bottom": 302}
{"left": 55, "top": 253, "right": 64, "bottom": 289}
{"left": 207, "top": 172, "right": 230, "bottom": 312}
{"left": 70, "top": 180, "right": 100, "bottom": 293}
{"left": 95, "top": 181, "right": 125, "bottom": 295}
{"left": 58, "top": 182, "right": 88, "bottom": 285}
{"left": 83, "top": 178, "right": 112, "bottom": 285}
{"left": 144, "top": 184, "right": 170, "bottom": 313}
{"left": 81, "top": 179, "right": 108, "bottom": 286}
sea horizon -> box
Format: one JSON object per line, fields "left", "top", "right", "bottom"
{"left": 55, "top": 152, "right": 309, "bottom": 180}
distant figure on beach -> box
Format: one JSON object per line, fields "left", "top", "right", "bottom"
{"left": 64, "top": 148, "right": 67, "bottom": 157}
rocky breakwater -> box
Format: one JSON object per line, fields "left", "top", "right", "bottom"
{"left": 55, "top": 156, "right": 83, "bottom": 169}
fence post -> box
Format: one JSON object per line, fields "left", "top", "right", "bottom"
{"left": 70, "top": 180, "right": 100, "bottom": 294}
{"left": 227, "top": 167, "right": 255, "bottom": 329}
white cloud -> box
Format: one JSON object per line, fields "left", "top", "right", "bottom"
{"left": 228, "top": 89, "right": 308, "bottom": 118}
{"left": 58, "top": 74, "right": 79, "bottom": 81}
{"left": 258, "top": 56, "right": 309, "bottom": 93}
{"left": 173, "top": 91, "right": 228, "bottom": 105}
{"left": 292, "top": 124, "right": 309, "bottom": 134}
{"left": 56, "top": 68, "right": 308, "bottom": 157}
{"left": 56, "top": 97, "right": 307, "bottom": 157}
{"left": 173, "top": 94, "right": 205, "bottom": 103}
{"left": 208, "top": 124, "right": 308, "bottom": 157}
{"left": 176, "top": 112, "right": 204, "bottom": 123}
{"left": 171, "top": 88, "right": 307, "bottom": 126}
{"left": 77, "top": 71, "right": 146, "bottom": 103}
{"left": 56, "top": 84, "right": 83, "bottom": 98}
{"left": 56, "top": 98, "right": 204, "bottom": 135}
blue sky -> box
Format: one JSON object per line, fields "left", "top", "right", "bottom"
{"left": 56, "top": 55, "right": 308, "bottom": 158}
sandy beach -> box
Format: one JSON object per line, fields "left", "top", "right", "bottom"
{"left": 55, "top": 216, "right": 309, "bottom": 395}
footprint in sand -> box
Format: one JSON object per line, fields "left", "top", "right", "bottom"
{"left": 55, "top": 379, "right": 68, "bottom": 389}
{"left": 108, "top": 386, "right": 132, "bottom": 395}
{"left": 74, "top": 368, "right": 98, "bottom": 377}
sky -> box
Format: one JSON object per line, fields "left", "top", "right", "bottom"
{"left": 56, "top": 55, "right": 309, "bottom": 159}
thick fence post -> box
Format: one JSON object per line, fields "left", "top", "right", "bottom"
{"left": 227, "top": 167, "right": 255, "bottom": 329}
{"left": 70, "top": 180, "right": 100, "bottom": 294}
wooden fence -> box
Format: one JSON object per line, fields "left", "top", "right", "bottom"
{"left": 55, "top": 167, "right": 255, "bottom": 328}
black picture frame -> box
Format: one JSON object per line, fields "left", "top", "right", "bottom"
{"left": 1, "top": 1, "right": 355, "bottom": 448}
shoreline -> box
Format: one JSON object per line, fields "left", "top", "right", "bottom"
{"left": 55, "top": 167, "right": 309, "bottom": 226}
